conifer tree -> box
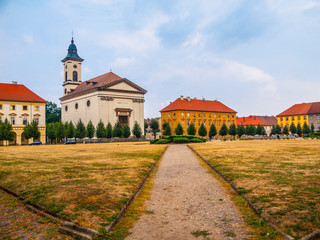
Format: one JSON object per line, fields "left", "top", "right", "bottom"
{"left": 86, "top": 120, "right": 95, "bottom": 141}
{"left": 261, "top": 127, "right": 266, "bottom": 136}
{"left": 66, "top": 122, "right": 75, "bottom": 139}
{"left": 297, "top": 123, "right": 302, "bottom": 136}
{"left": 75, "top": 119, "right": 86, "bottom": 140}
{"left": 237, "top": 125, "right": 246, "bottom": 138}
{"left": 219, "top": 123, "right": 228, "bottom": 136}
{"left": 311, "top": 123, "right": 315, "bottom": 133}
{"left": 246, "top": 125, "right": 256, "bottom": 136}
{"left": 289, "top": 123, "right": 297, "bottom": 134}
{"left": 0, "top": 119, "right": 15, "bottom": 141}
{"left": 256, "top": 124, "right": 263, "bottom": 135}
{"left": 106, "top": 122, "right": 113, "bottom": 139}
{"left": 283, "top": 125, "right": 289, "bottom": 135}
{"left": 55, "top": 121, "right": 65, "bottom": 143}
{"left": 123, "top": 124, "right": 131, "bottom": 138}
{"left": 132, "top": 121, "right": 142, "bottom": 138}
{"left": 47, "top": 123, "right": 56, "bottom": 144}
{"left": 198, "top": 123, "right": 207, "bottom": 137}
{"left": 150, "top": 119, "right": 160, "bottom": 139}
{"left": 302, "top": 122, "right": 311, "bottom": 134}
{"left": 175, "top": 123, "right": 184, "bottom": 135}
{"left": 187, "top": 122, "right": 196, "bottom": 136}
{"left": 228, "top": 123, "right": 237, "bottom": 137}
{"left": 209, "top": 124, "right": 217, "bottom": 139}
{"left": 271, "top": 125, "right": 276, "bottom": 135}
{"left": 164, "top": 124, "right": 172, "bottom": 136}
{"left": 96, "top": 120, "right": 106, "bottom": 139}
{"left": 113, "top": 121, "right": 124, "bottom": 138}
{"left": 275, "top": 124, "right": 282, "bottom": 135}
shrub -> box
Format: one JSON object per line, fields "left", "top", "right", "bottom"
{"left": 150, "top": 139, "right": 159, "bottom": 144}
{"left": 189, "top": 138, "right": 203, "bottom": 143}
{"left": 173, "top": 137, "right": 189, "bottom": 143}
{"left": 155, "top": 139, "right": 171, "bottom": 144}
{"left": 200, "top": 138, "right": 207, "bottom": 142}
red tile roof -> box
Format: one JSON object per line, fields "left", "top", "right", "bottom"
{"left": 276, "top": 102, "right": 320, "bottom": 117}
{"left": 160, "top": 98, "right": 236, "bottom": 113}
{"left": 0, "top": 83, "right": 47, "bottom": 103}
{"left": 237, "top": 115, "right": 277, "bottom": 126}
{"left": 60, "top": 72, "right": 147, "bottom": 100}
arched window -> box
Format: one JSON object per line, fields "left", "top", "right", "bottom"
{"left": 65, "top": 71, "right": 68, "bottom": 82}
{"left": 73, "top": 71, "right": 78, "bottom": 81}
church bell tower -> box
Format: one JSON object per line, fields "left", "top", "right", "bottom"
{"left": 61, "top": 38, "right": 84, "bottom": 96}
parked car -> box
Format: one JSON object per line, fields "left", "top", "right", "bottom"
{"left": 64, "top": 140, "right": 76, "bottom": 144}
{"left": 29, "top": 141, "right": 42, "bottom": 145}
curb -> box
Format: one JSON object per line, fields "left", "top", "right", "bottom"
{"left": 187, "top": 145, "right": 295, "bottom": 240}
{"left": 105, "top": 145, "right": 168, "bottom": 233}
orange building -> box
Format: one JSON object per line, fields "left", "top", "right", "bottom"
{"left": 160, "top": 96, "right": 237, "bottom": 137}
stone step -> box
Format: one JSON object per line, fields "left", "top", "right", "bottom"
{"left": 58, "top": 221, "right": 99, "bottom": 240}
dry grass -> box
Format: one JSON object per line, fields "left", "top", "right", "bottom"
{"left": 191, "top": 139, "right": 320, "bottom": 239}
{"left": 0, "top": 142, "right": 166, "bottom": 231}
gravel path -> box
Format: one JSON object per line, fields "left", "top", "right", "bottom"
{"left": 0, "top": 190, "right": 70, "bottom": 240}
{"left": 126, "top": 144, "right": 248, "bottom": 240}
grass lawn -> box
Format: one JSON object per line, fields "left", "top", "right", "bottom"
{"left": 0, "top": 142, "right": 166, "bottom": 231}
{"left": 191, "top": 139, "right": 320, "bottom": 239}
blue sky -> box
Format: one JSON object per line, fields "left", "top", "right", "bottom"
{"left": 0, "top": 0, "right": 319, "bottom": 118}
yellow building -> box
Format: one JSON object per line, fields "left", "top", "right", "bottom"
{"left": 276, "top": 102, "right": 320, "bottom": 131}
{"left": 0, "top": 82, "right": 47, "bottom": 145}
{"left": 160, "top": 96, "right": 237, "bottom": 137}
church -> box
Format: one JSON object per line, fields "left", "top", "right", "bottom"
{"left": 59, "top": 38, "right": 147, "bottom": 134}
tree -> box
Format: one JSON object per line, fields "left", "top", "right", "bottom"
{"left": 46, "top": 101, "right": 61, "bottom": 124}
{"left": 175, "top": 123, "right": 184, "bottom": 135}
{"left": 302, "top": 122, "right": 311, "bottom": 135}
{"left": 75, "top": 119, "right": 86, "bottom": 140}
{"left": 283, "top": 125, "right": 289, "bottom": 135}
{"left": 106, "top": 122, "right": 113, "bottom": 139}
{"left": 261, "top": 127, "right": 266, "bottom": 136}
{"left": 96, "top": 120, "right": 106, "bottom": 139}
{"left": 46, "top": 123, "right": 56, "bottom": 144}
{"left": 123, "top": 124, "right": 131, "bottom": 138}
{"left": 162, "top": 121, "right": 168, "bottom": 131}
{"left": 246, "top": 125, "right": 256, "bottom": 136}
{"left": 55, "top": 121, "right": 65, "bottom": 143}
{"left": 271, "top": 125, "right": 276, "bottom": 135}
{"left": 0, "top": 119, "right": 15, "bottom": 141}
{"left": 256, "top": 125, "right": 263, "bottom": 135}
{"left": 164, "top": 124, "right": 172, "bottom": 136}
{"left": 297, "top": 123, "right": 302, "bottom": 136}
{"left": 150, "top": 119, "right": 160, "bottom": 139}
{"left": 66, "top": 122, "right": 75, "bottom": 139}
{"left": 219, "top": 123, "right": 228, "bottom": 136}
{"left": 237, "top": 125, "right": 246, "bottom": 138}
{"left": 198, "top": 123, "right": 207, "bottom": 137}
{"left": 23, "top": 120, "right": 40, "bottom": 142}
{"left": 311, "top": 123, "right": 315, "bottom": 133}
{"left": 132, "top": 122, "right": 142, "bottom": 138}
{"left": 209, "top": 124, "right": 217, "bottom": 139}
{"left": 113, "top": 121, "right": 123, "bottom": 138}
{"left": 275, "top": 125, "right": 282, "bottom": 135}
{"left": 289, "top": 123, "right": 297, "bottom": 134}
{"left": 228, "top": 123, "right": 237, "bottom": 137}
{"left": 187, "top": 122, "right": 196, "bottom": 136}
{"left": 87, "top": 121, "right": 95, "bottom": 141}
{"left": 144, "top": 121, "right": 148, "bottom": 136}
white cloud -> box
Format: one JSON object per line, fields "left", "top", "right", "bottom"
{"left": 23, "top": 34, "right": 34, "bottom": 44}
{"left": 181, "top": 32, "right": 203, "bottom": 47}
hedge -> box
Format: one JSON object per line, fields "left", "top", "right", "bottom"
{"left": 173, "top": 137, "right": 189, "bottom": 143}
{"left": 155, "top": 139, "right": 171, "bottom": 144}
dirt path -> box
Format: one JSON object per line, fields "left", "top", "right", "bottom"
{"left": 0, "top": 190, "right": 70, "bottom": 240}
{"left": 126, "top": 144, "right": 248, "bottom": 240}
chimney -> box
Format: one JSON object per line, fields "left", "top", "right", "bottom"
{"left": 187, "top": 96, "right": 190, "bottom": 101}
{"left": 12, "top": 81, "right": 17, "bottom": 85}
{"left": 202, "top": 97, "right": 205, "bottom": 101}
{"left": 180, "top": 95, "right": 184, "bottom": 100}
{"left": 194, "top": 97, "right": 197, "bottom": 99}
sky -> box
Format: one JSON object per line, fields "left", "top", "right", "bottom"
{"left": 0, "top": 0, "right": 319, "bottom": 118}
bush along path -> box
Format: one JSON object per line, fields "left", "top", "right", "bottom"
{"left": 150, "top": 135, "right": 207, "bottom": 144}
{"left": 126, "top": 144, "right": 248, "bottom": 240}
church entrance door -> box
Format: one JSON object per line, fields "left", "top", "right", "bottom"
{"left": 119, "top": 115, "right": 128, "bottom": 126}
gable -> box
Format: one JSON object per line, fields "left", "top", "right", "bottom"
{"left": 108, "top": 82, "right": 140, "bottom": 92}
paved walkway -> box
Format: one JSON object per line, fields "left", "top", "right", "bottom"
{"left": 126, "top": 145, "right": 248, "bottom": 240}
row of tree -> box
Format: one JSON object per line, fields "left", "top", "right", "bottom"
{"left": 271, "top": 122, "right": 313, "bottom": 135}
{"left": 46, "top": 120, "right": 143, "bottom": 143}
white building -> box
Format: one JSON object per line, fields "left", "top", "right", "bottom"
{"left": 59, "top": 38, "right": 147, "bottom": 134}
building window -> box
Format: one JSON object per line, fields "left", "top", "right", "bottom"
{"left": 188, "top": 121, "right": 190, "bottom": 126}
{"left": 209, "top": 121, "right": 211, "bottom": 126}
{"left": 198, "top": 114, "right": 201, "bottom": 117}
{"left": 182, "top": 121, "right": 184, "bottom": 126}
{"left": 168, "top": 114, "right": 170, "bottom": 117}
{"left": 219, "top": 121, "right": 221, "bottom": 126}
{"left": 10, "top": 105, "right": 15, "bottom": 110}
{"left": 310, "top": 116, "right": 313, "bottom": 120}
{"left": 23, "top": 117, "right": 27, "bottom": 125}
{"left": 75, "top": 103, "right": 78, "bottom": 109}
{"left": 87, "top": 100, "right": 90, "bottom": 107}
{"left": 298, "top": 116, "right": 300, "bottom": 120}
{"left": 228, "top": 115, "right": 229, "bottom": 118}
{"left": 187, "top": 113, "right": 189, "bottom": 117}
{"left": 232, "top": 115, "right": 234, "bottom": 118}
{"left": 209, "top": 114, "right": 211, "bottom": 118}
{"left": 65, "top": 88, "right": 67, "bottom": 94}
{"left": 223, "top": 115, "right": 225, "bottom": 118}
{"left": 292, "top": 117, "right": 294, "bottom": 121}
{"left": 286, "top": 117, "right": 288, "bottom": 121}
{"left": 23, "top": 105, "right": 28, "bottom": 111}
{"left": 198, "top": 121, "right": 201, "bottom": 126}
{"left": 193, "top": 113, "right": 195, "bottom": 117}
{"left": 181, "top": 113, "right": 184, "bottom": 116}
{"left": 204, "top": 114, "right": 206, "bottom": 117}
{"left": 35, "top": 106, "right": 40, "bottom": 111}
{"left": 73, "top": 71, "right": 78, "bottom": 81}
{"left": 204, "top": 121, "right": 206, "bottom": 126}
{"left": 317, "top": 115, "right": 320, "bottom": 120}
{"left": 304, "top": 116, "right": 306, "bottom": 120}
{"left": 34, "top": 117, "right": 39, "bottom": 124}
{"left": 193, "top": 121, "right": 195, "bottom": 125}
{"left": 173, "top": 113, "right": 176, "bottom": 116}
{"left": 0, "top": 116, "right": 2, "bottom": 122}
{"left": 219, "top": 115, "right": 221, "bottom": 118}
{"left": 11, "top": 116, "right": 15, "bottom": 125}
{"left": 65, "top": 106, "right": 68, "bottom": 112}
{"left": 0, "top": 104, "right": 3, "bottom": 110}
{"left": 65, "top": 71, "right": 68, "bottom": 81}
{"left": 163, "top": 114, "right": 165, "bottom": 117}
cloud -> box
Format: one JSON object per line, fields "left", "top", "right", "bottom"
{"left": 23, "top": 34, "right": 34, "bottom": 44}
{"left": 181, "top": 32, "right": 203, "bottom": 47}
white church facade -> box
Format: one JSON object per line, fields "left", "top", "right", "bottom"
{"left": 59, "top": 39, "right": 147, "bottom": 134}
